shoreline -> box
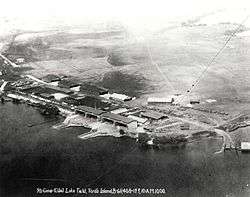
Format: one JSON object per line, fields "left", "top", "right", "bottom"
{"left": 55, "top": 114, "right": 232, "bottom": 150}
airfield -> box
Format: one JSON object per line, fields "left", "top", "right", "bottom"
{"left": 1, "top": 10, "right": 250, "bottom": 197}
{"left": 1, "top": 12, "right": 250, "bottom": 146}
{"left": 3, "top": 20, "right": 250, "bottom": 116}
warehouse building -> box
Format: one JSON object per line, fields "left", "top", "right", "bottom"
{"left": 101, "top": 93, "right": 132, "bottom": 101}
{"left": 111, "top": 108, "right": 129, "bottom": 114}
{"left": 41, "top": 74, "right": 61, "bottom": 83}
{"left": 80, "top": 83, "right": 108, "bottom": 95}
{"left": 39, "top": 93, "right": 55, "bottom": 100}
{"left": 147, "top": 97, "right": 174, "bottom": 105}
{"left": 141, "top": 110, "right": 167, "bottom": 120}
{"left": 76, "top": 106, "right": 105, "bottom": 119}
{"left": 44, "top": 85, "right": 73, "bottom": 95}
{"left": 128, "top": 115, "right": 148, "bottom": 124}
{"left": 58, "top": 79, "right": 81, "bottom": 89}
{"left": 101, "top": 112, "right": 137, "bottom": 130}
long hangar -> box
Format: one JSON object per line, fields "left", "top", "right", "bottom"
{"left": 76, "top": 106, "right": 137, "bottom": 129}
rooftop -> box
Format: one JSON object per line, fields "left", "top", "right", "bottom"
{"left": 80, "top": 83, "right": 108, "bottom": 95}
{"left": 241, "top": 142, "right": 250, "bottom": 150}
{"left": 111, "top": 108, "right": 129, "bottom": 114}
{"left": 52, "top": 93, "right": 69, "bottom": 100}
{"left": 110, "top": 93, "right": 132, "bottom": 101}
{"left": 59, "top": 79, "right": 81, "bottom": 88}
{"left": 147, "top": 97, "right": 174, "bottom": 103}
{"left": 39, "top": 93, "right": 54, "bottom": 99}
{"left": 76, "top": 105, "right": 105, "bottom": 115}
{"left": 44, "top": 84, "right": 73, "bottom": 94}
{"left": 128, "top": 115, "right": 148, "bottom": 123}
{"left": 102, "top": 112, "right": 135, "bottom": 124}
{"left": 141, "top": 110, "right": 166, "bottom": 120}
{"left": 41, "top": 74, "right": 61, "bottom": 83}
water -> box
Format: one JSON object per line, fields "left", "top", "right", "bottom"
{"left": 0, "top": 103, "right": 250, "bottom": 197}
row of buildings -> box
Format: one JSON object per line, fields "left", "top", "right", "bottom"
{"left": 7, "top": 74, "right": 169, "bottom": 131}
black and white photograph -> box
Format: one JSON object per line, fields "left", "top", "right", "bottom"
{"left": 0, "top": 0, "right": 250, "bottom": 196}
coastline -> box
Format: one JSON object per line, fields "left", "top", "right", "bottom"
{"left": 55, "top": 114, "right": 234, "bottom": 151}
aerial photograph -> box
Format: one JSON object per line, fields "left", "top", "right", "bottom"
{"left": 0, "top": 0, "right": 250, "bottom": 196}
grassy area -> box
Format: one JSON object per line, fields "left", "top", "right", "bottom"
{"left": 2, "top": 21, "right": 250, "bottom": 115}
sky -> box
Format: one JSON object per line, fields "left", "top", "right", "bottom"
{"left": 0, "top": 0, "right": 249, "bottom": 34}
{"left": 1, "top": 0, "right": 249, "bottom": 18}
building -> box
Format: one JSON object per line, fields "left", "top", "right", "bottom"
{"left": 101, "top": 93, "right": 132, "bottom": 101}
{"left": 75, "top": 106, "right": 137, "bottom": 129}
{"left": 190, "top": 100, "right": 200, "bottom": 104}
{"left": 58, "top": 79, "right": 81, "bottom": 89}
{"left": 61, "top": 97, "right": 77, "bottom": 105}
{"left": 128, "top": 115, "right": 148, "bottom": 124}
{"left": 180, "top": 123, "right": 190, "bottom": 130}
{"left": 19, "top": 85, "right": 43, "bottom": 93}
{"left": 111, "top": 93, "right": 132, "bottom": 101}
{"left": 111, "top": 108, "right": 129, "bottom": 114}
{"left": 51, "top": 93, "right": 69, "bottom": 101}
{"left": 15, "top": 58, "right": 25, "bottom": 64}
{"left": 241, "top": 142, "right": 250, "bottom": 152}
{"left": 39, "top": 93, "right": 54, "bottom": 100}
{"left": 80, "top": 83, "right": 108, "bottom": 95}
{"left": 76, "top": 106, "right": 105, "bottom": 119}
{"left": 147, "top": 97, "right": 174, "bottom": 105}
{"left": 101, "top": 112, "right": 137, "bottom": 130}
{"left": 70, "top": 86, "right": 81, "bottom": 92}
{"left": 41, "top": 74, "right": 61, "bottom": 83}
{"left": 141, "top": 110, "right": 167, "bottom": 120}
{"left": 44, "top": 85, "right": 73, "bottom": 95}
{"left": 39, "top": 104, "right": 60, "bottom": 115}
{"left": 0, "top": 69, "right": 7, "bottom": 76}
{"left": 73, "top": 96, "right": 87, "bottom": 105}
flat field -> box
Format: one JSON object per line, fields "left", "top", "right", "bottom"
{"left": 2, "top": 20, "right": 250, "bottom": 115}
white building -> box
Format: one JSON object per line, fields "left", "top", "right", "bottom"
{"left": 128, "top": 115, "right": 148, "bottom": 124}
{"left": 111, "top": 108, "right": 129, "bottom": 114}
{"left": 70, "top": 86, "right": 81, "bottom": 92}
{"left": 241, "top": 142, "right": 250, "bottom": 152}
{"left": 147, "top": 97, "right": 174, "bottom": 105}
{"left": 52, "top": 93, "right": 69, "bottom": 101}
{"left": 100, "top": 93, "right": 132, "bottom": 101}
{"left": 16, "top": 58, "right": 25, "bottom": 64}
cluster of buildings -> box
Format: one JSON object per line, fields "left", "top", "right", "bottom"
{"left": 2, "top": 73, "right": 170, "bottom": 132}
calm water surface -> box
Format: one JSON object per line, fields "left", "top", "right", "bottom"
{"left": 0, "top": 103, "right": 250, "bottom": 197}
